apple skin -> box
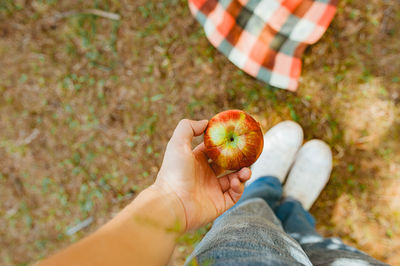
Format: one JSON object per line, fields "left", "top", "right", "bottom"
{"left": 204, "top": 110, "right": 263, "bottom": 171}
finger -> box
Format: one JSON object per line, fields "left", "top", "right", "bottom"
{"left": 193, "top": 142, "right": 227, "bottom": 177}
{"left": 218, "top": 175, "right": 230, "bottom": 192}
{"left": 221, "top": 168, "right": 252, "bottom": 209}
{"left": 192, "top": 143, "right": 211, "bottom": 165}
{"left": 228, "top": 176, "right": 244, "bottom": 196}
{"left": 223, "top": 191, "right": 235, "bottom": 210}
{"left": 220, "top": 167, "right": 251, "bottom": 185}
{"left": 218, "top": 167, "right": 249, "bottom": 193}
{"left": 211, "top": 162, "right": 224, "bottom": 176}
{"left": 169, "top": 119, "right": 208, "bottom": 148}
{"left": 236, "top": 167, "right": 251, "bottom": 183}
{"left": 223, "top": 178, "right": 244, "bottom": 209}
{"left": 223, "top": 177, "right": 244, "bottom": 209}
{"left": 193, "top": 142, "right": 207, "bottom": 155}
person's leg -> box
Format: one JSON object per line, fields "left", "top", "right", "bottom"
{"left": 185, "top": 121, "right": 309, "bottom": 265}
{"left": 276, "top": 197, "right": 387, "bottom": 266}
{"left": 276, "top": 197, "right": 322, "bottom": 244}
{"left": 281, "top": 140, "right": 387, "bottom": 266}
{"left": 237, "top": 176, "right": 282, "bottom": 209}
{"left": 185, "top": 197, "right": 312, "bottom": 266}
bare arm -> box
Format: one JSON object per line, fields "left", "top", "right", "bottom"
{"left": 40, "top": 186, "right": 185, "bottom": 265}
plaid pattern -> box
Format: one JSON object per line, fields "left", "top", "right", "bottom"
{"left": 188, "top": 0, "right": 338, "bottom": 91}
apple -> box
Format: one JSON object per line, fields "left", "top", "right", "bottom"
{"left": 204, "top": 110, "right": 263, "bottom": 171}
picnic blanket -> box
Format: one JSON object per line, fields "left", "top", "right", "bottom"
{"left": 188, "top": 0, "right": 338, "bottom": 91}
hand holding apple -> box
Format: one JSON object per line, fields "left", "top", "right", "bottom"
{"left": 204, "top": 110, "right": 264, "bottom": 171}
{"left": 153, "top": 119, "right": 251, "bottom": 231}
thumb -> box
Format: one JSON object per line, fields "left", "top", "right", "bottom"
{"left": 169, "top": 119, "right": 208, "bottom": 148}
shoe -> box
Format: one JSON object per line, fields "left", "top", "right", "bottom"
{"left": 248, "top": 120, "right": 304, "bottom": 184}
{"left": 283, "top": 139, "right": 332, "bottom": 210}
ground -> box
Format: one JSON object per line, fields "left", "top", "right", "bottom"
{"left": 0, "top": 0, "right": 399, "bottom": 265}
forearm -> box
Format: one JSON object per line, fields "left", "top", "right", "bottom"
{"left": 40, "top": 186, "right": 186, "bottom": 266}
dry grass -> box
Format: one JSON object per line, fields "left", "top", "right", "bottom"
{"left": 0, "top": 0, "right": 399, "bottom": 265}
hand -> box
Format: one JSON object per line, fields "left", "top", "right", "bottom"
{"left": 152, "top": 119, "right": 251, "bottom": 231}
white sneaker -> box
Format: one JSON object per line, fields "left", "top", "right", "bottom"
{"left": 283, "top": 139, "right": 332, "bottom": 210}
{"left": 248, "top": 121, "right": 304, "bottom": 184}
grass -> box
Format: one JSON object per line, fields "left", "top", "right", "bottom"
{"left": 0, "top": 0, "right": 400, "bottom": 265}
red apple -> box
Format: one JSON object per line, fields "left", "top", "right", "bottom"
{"left": 204, "top": 110, "right": 263, "bottom": 171}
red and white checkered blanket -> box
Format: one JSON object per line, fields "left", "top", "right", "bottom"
{"left": 188, "top": 0, "right": 338, "bottom": 91}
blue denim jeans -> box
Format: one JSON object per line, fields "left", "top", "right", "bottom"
{"left": 185, "top": 177, "right": 386, "bottom": 266}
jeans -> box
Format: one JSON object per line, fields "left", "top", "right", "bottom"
{"left": 185, "top": 177, "right": 386, "bottom": 266}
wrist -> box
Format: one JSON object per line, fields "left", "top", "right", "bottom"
{"left": 74, "top": 184, "right": 187, "bottom": 266}
{"left": 121, "top": 184, "right": 186, "bottom": 234}
{"left": 145, "top": 184, "right": 187, "bottom": 233}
